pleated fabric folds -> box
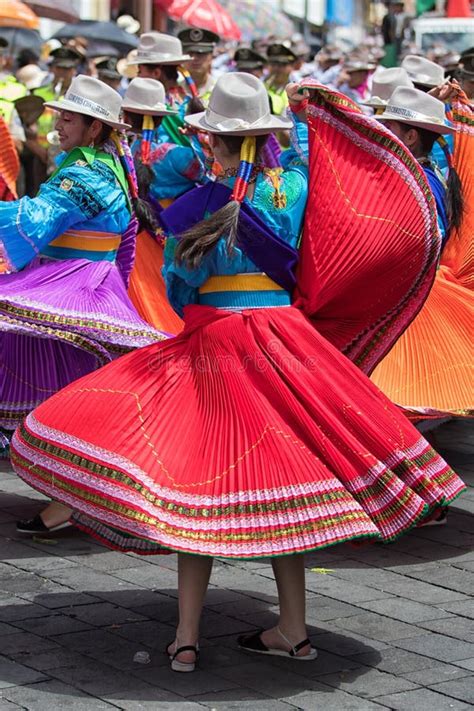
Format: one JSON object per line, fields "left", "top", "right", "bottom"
{"left": 0, "top": 258, "right": 164, "bottom": 432}
{"left": 128, "top": 230, "right": 183, "bottom": 334}
{"left": 12, "top": 305, "right": 465, "bottom": 557}
{"left": 295, "top": 85, "right": 441, "bottom": 375}
{"left": 371, "top": 93, "right": 474, "bottom": 419}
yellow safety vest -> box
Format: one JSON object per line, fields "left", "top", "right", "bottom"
{"left": 0, "top": 75, "right": 27, "bottom": 125}
{"left": 265, "top": 82, "right": 289, "bottom": 116}
{"left": 33, "top": 84, "right": 61, "bottom": 148}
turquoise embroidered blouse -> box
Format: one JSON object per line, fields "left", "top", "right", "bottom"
{"left": 163, "top": 115, "right": 309, "bottom": 317}
{"left": 0, "top": 149, "right": 130, "bottom": 272}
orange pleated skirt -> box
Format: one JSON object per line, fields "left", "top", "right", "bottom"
{"left": 128, "top": 230, "right": 183, "bottom": 335}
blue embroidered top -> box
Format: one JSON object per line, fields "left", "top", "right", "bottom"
{"left": 131, "top": 138, "right": 204, "bottom": 201}
{"left": 0, "top": 148, "right": 130, "bottom": 272}
{"left": 422, "top": 164, "right": 449, "bottom": 247}
{"left": 163, "top": 115, "right": 309, "bottom": 317}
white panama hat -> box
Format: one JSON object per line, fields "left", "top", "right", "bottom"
{"left": 185, "top": 72, "right": 292, "bottom": 136}
{"left": 121, "top": 78, "right": 177, "bottom": 116}
{"left": 127, "top": 32, "right": 191, "bottom": 66}
{"left": 377, "top": 86, "right": 456, "bottom": 135}
{"left": 401, "top": 55, "right": 444, "bottom": 88}
{"left": 45, "top": 75, "right": 130, "bottom": 131}
{"left": 362, "top": 67, "right": 413, "bottom": 107}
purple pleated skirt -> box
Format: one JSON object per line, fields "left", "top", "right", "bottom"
{"left": 0, "top": 257, "right": 166, "bottom": 433}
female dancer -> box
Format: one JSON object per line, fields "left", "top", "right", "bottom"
{"left": 121, "top": 77, "right": 204, "bottom": 334}
{"left": 0, "top": 76, "right": 163, "bottom": 530}
{"left": 12, "top": 75, "right": 465, "bottom": 668}
{"left": 371, "top": 86, "right": 472, "bottom": 517}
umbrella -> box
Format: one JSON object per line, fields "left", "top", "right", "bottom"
{"left": 25, "top": 1, "right": 79, "bottom": 23}
{"left": 156, "top": 0, "right": 241, "bottom": 41}
{"left": 0, "top": 27, "right": 42, "bottom": 54}
{"left": 53, "top": 21, "right": 139, "bottom": 55}
{"left": 0, "top": 0, "right": 39, "bottom": 29}
{"left": 220, "top": 0, "right": 294, "bottom": 41}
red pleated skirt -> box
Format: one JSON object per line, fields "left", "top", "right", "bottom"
{"left": 12, "top": 305, "right": 465, "bottom": 558}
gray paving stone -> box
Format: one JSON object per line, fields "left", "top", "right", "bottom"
{"left": 48, "top": 658, "right": 160, "bottom": 697}
{"left": 111, "top": 565, "right": 178, "bottom": 592}
{"left": 52, "top": 628, "right": 132, "bottom": 655}
{"left": 417, "top": 616, "right": 474, "bottom": 642}
{"left": 401, "top": 661, "right": 474, "bottom": 686}
{"left": 332, "top": 612, "right": 426, "bottom": 642}
{"left": 28, "top": 591, "right": 101, "bottom": 609}
{"left": 375, "top": 687, "right": 471, "bottom": 710}
{"left": 454, "top": 658, "right": 474, "bottom": 671}
{"left": 9, "top": 648, "right": 93, "bottom": 672}
{"left": 318, "top": 666, "right": 418, "bottom": 698}
{"left": 355, "top": 597, "right": 454, "bottom": 624}
{"left": 47, "top": 566, "right": 145, "bottom": 593}
{"left": 106, "top": 620, "right": 177, "bottom": 648}
{"left": 8, "top": 556, "right": 79, "bottom": 574}
{"left": 399, "top": 564, "right": 474, "bottom": 596}
{"left": 110, "top": 703, "right": 205, "bottom": 711}
{"left": 284, "top": 685, "right": 386, "bottom": 710}
{"left": 392, "top": 633, "right": 474, "bottom": 663}
{"left": 0, "top": 570, "right": 53, "bottom": 594}
{"left": 215, "top": 660, "right": 320, "bottom": 698}
{"left": 429, "top": 677, "right": 474, "bottom": 704}
{"left": 0, "top": 699, "right": 22, "bottom": 710}
{"left": 66, "top": 602, "right": 148, "bottom": 628}
{"left": 0, "top": 599, "right": 53, "bottom": 622}
{"left": 312, "top": 631, "right": 389, "bottom": 657}
{"left": 102, "top": 691, "right": 203, "bottom": 710}
{"left": 304, "top": 574, "right": 393, "bottom": 603}
{"left": 11, "top": 612, "right": 94, "bottom": 637}
{"left": 437, "top": 599, "right": 474, "bottom": 619}
{"left": 305, "top": 598, "right": 363, "bottom": 622}
{"left": 0, "top": 655, "right": 48, "bottom": 689}
{"left": 1, "top": 680, "right": 116, "bottom": 709}
{"left": 0, "top": 632, "right": 60, "bottom": 656}
{"left": 0, "top": 623, "right": 20, "bottom": 637}
{"left": 372, "top": 577, "right": 469, "bottom": 605}
{"left": 351, "top": 646, "right": 452, "bottom": 675}
{"left": 190, "top": 688, "right": 293, "bottom": 709}
{"left": 132, "top": 663, "right": 239, "bottom": 697}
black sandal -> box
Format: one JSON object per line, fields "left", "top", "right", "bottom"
{"left": 165, "top": 641, "right": 199, "bottom": 672}
{"left": 238, "top": 628, "right": 317, "bottom": 660}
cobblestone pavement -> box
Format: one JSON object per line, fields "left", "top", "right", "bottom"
{"left": 0, "top": 420, "right": 472, "bottom": 710}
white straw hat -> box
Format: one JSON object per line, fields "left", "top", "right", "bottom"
{"left": 362, "top": 67, "right": 413, "bottom": 107}
{"left": 401, "top": 55, "right": 444, "bottom": 88}
{"left": 185, "top": 72, "right": 292, "bottom": 136}
{"left": 127, "top": 32, "right": 191, "bottom": 66}
{"left": 377, "top": 86, "right": 456, "bottom": 135}
{"left": 122, "top": 78, "right": 177, "bottom": 116}
{"left": 45, "top": 75, "right": 130, "bottom": 131}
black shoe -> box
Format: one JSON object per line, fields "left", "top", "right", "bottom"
{"left": 16, "top": 514, "right": 71, "bottom": 535}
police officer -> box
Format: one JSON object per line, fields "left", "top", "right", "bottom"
{"left": 265, "top": 44, "right": 297, "bottom": 116}
{"left": 178, "top": 27, "right": 220, "bottom": 103}
{"left": 234, "top": 47, "right": 267, "bottom": 79}
{"left": 95, "top": 58, "right": 123, "bottom": 94}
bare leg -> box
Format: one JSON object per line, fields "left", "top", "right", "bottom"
{"left": 260, "top": 554, "right": 311, "bottom": 656}
{"left": 40, "top": 502, "right": 72, "bottom": 528}
{"left": 168, "top": 553, "right": 213, "bottom": 664}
